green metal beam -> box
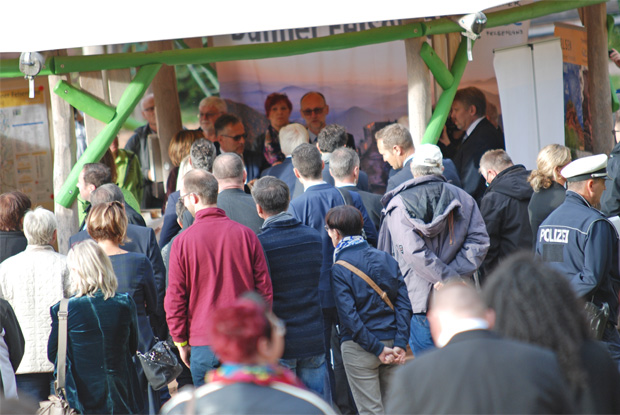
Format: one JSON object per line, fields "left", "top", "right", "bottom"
{"left": 53, "top": 80, "right": 116, "bottom": 123}
{"left": 420, "top": 42, "right": 454, "bottom": 90}
{"left": 55, "top": 64, "right": 162, "bottom": 208}
{"left": 422, "top": 38, "right": 470, "bottom": 145}
{"left": 1, "top": 0, "right": 606, "bottom": 79}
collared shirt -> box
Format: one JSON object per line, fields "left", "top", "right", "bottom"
{"left": 403, "top": 153, "right": 415, "bottom": 168}
{"left": 463, "top": 117, "right": 486, "bottom": 142}
{"left": 436, "top": 318, "right": 489, "bottom": 348}
{"left": 308, "top": 130, "right": 318, "bottom": 143}
{"left": 304, "top": 181, "right": 328, "bottom": 192}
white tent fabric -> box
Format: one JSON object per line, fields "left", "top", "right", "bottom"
{"left": 3, "top": 0, "right": 513, "bottom": 53}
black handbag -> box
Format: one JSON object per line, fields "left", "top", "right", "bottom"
{"left": 584, "top": 301, "right": 610, "bottom": 340}
{"left": 137, "top": 339, "right": 183, "bottom": 390}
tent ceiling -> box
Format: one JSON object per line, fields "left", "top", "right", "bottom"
{"left": 4, "top": 0, "right": 513, "bottom": 53}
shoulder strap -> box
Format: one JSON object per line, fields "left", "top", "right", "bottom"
{"left": 56, "top": 298, "right": 69, "bottom": 393}
{"left": 335, "top": 260, "right": 394, "bottom": 310}
{"left": 336, "top": 187, "right": 354, "bottom": 206}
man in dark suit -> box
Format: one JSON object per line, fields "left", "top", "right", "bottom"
{"left": 375, "top": 124, "right": 416, "bottom": 192}
{"left": 261, "top": 123, "right": 308, "bottom": 198}
{"left": 213, "top": 153, "right": 264, "bottom": 234}
{"left": 330, "top": 147, "right": 382, "bottom": 231}
{"left": 317, "top": 124, "right": 369, "bottom": 192}
{"left": 386, "top": 282, "right": 572, "bottom": 414}
{"left": 69, "top": 184, "right": 168, "bottom": 339}
{"left": 159, "top": 139, "right": 216, "bottom": 247}
{"left": 451, "top": 87, "right": 505, "bottom": 203}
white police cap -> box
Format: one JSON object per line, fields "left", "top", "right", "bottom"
{"left": 560, "top": 154, "right": 608, "bottom": 183}
{"left": 412, "top": 144, "right": 443, "bottom": 168}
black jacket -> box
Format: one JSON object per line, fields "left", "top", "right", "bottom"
{"left": 528, "top": 181, "right": 566, "bottom": 246}
{"left": 0, "top": 231, "right": 27, "bottom": 264}
{"left": 0, "top": 298, "right": 24, "bottom": 372}
{"left": 601, "top": 140, "right": 620, "bottom": 217}
{"left": 479, "top": 165, "right": 533, "bottom": 278}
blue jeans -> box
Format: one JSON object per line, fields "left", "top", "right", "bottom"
{"left": 409, "top": 314, "right": 435, "bottom": 356}
{"left": 16, "top": 372, "right": 54, "bottom": 401}
{"left": 190, "top": 345, "right": 219, "bottom": 387}
{"left": 280, "top": 354, "right": 330, "bottom": 402}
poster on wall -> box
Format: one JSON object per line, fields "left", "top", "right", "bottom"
{"left": 0, "top": 87, "right": 54, "bottom": 204}
{"left": 554, "top": 23, "right": 591, "bottom": 153}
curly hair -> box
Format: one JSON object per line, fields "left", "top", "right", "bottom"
{"left": 482, "top": 251, "right": 590, "bottom": 395}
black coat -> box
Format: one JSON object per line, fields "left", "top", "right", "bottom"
{"left": 479, "top": 165, "right": 533, "bottom": 278}
{"left": 386, "top": 330, "right": 573, "bottom": 414}
{"left": 601, "top": 140, "right": 620, "bottom": 217}
{"left": 0, "top": 231, "right": 27, "bottom": 264}
{"left": 528, "top": 181, "right": 566, "bottom": 246}
{"left": 452, "top": 118, "right": 505, "bottom": 203}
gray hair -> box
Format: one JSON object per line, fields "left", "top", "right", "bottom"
{"left": 292, "top": 143, "right": 323, "bottom": 180}
{"left": 213, "top": 153, "right": 245, "bottom": 182}
{"left": 190, "top": 138, "right": 217, "bottom": 172}
{"left": 68, "top": 239, "right": 117, "bottom": 300}
{"left": 140, "top": 93, "right": 154, "bottom": 111}
{"left": 23, "top": 207, "right": 57, "bottom": 246}
{"left": 251, "top": 176, "right": 290, "bottom": 215}
{"left": 90, "top": 183, "right": 125, "bottom": 206}
{"left": 479, "top": 149, "right": 513, "bottom": 174}
{"left": 183, "top": 169, "right": 219, "bottom": 205}
{"left": 330, "top": 147, "right": 359, "bottom": 180}
{"left": 375, "top": 123, "right": 414, "bottom": 151}
{"left": 317, "top": 124, "right": 347, "bottom": 153}
{"left": 279, "top": 123, "right": 309, "bottom": 156}
{"left": 199, "top": 96, "right": 228, "bottom": 113}
{"left": 412, "top": 165, "right": 443, "bottom": 178}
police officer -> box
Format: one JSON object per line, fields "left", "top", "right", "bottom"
{"left": 535, "top": 154, "right": 620, "bottom": 369}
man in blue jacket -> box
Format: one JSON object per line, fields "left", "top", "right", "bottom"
{"left": 252, "top": 176, "right": 328, "bottom": 401}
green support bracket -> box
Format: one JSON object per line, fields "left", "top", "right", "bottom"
{"left": 420, "top": 42, "right": 454, "bottom": 90}
{"left": 53, "top": 80, "right": 116, "bottom": 123}
{"left": 421, "top": 38, "right": 470, "bottom": 145}
{"left": 55, "top": 64, "right": 162, "bottom": 208}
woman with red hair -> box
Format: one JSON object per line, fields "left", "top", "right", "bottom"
{"left": 161, "top": 295, "right": 335, "bottom": 414}
{"left": 255, "top": 93, "right": 292, "bottom": 167}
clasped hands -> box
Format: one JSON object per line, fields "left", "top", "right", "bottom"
{"left": 378, "top": 346, "right": 406, "bottom": 365}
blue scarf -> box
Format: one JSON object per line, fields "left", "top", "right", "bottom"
{"left": 333, "top": 235, "right": 365, "bottom": 262}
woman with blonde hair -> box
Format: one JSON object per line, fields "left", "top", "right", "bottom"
{"left": 48, "top": 239, "right": 143, "bottom": 414}
{"left": 87, "top": 201, "right": 159, "bottom": 413}
{"left": 527, "top": 144, "right": 571, "bottom": 243}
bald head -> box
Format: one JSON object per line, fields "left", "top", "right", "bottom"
{"left": 212, "top": 153, "right": 245, "bottom": 189}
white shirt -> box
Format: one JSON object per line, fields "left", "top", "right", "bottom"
{"left": 436, "top": 317, "right": 489, "bottom": 348}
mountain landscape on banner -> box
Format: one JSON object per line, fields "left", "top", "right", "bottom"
{"left": 220, "top": 80, "right": 408, "bottom": 150}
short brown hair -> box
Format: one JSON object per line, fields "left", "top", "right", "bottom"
{"left": 0, "top": 191, "right": 31, "bottom": 231}
{"left": 454, "top": 87, "right": 487, "bottom": 117}
{"left": 86, "top": 201, "right": 127, "bottom": 245}
{"left": 325, "top": 205, "right": 364, "bottom": 237}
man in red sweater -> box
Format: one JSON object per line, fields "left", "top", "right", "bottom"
{"left": 165, "top": 168, "right": 272, "bottom": 386}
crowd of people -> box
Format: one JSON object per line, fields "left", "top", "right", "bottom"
{"left": 1, "top": 85, "right": 620, "bottom": 414}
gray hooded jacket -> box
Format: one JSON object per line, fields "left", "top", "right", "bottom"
{"left": 379, "top": 175, "right": 489, "bottom": 313}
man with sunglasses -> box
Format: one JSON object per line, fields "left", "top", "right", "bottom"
{"left": 300, "top": 92, "right": 355, "bottom": 150}
{"left": 214, "top": 114, "right": 268, "bottom": 182}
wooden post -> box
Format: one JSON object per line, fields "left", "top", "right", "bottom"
{"left": 404, "top": 35, "right": 432, "bottom": 147}
{"left": 148, "top": 40, "right": 182, "bottom": 185}
{"left": 49, "top": 50, "right": 78, "bottom": 254}
{"left": 79, "top": 46, "right": 108, "bottom": 145}
{"left": 583, "top": 3, "right": 613, "bottom": 154}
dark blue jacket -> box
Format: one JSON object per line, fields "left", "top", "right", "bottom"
{"left": 261, "top": 157, "right": 300, "bottom": 196}
{"left": 257, "top": 214, "right": 324, "bottom": 359}
{"left": 536, "top": 191, "right": 620, "bottom": 324}
{"left": 331, "top": 241, "right": 411, "bottom": 356}
{"left": 288, "top": 183, "right": 378, "bottom": 308}
{"left": 159, "top": 190, "right": 181, "bottom": 248}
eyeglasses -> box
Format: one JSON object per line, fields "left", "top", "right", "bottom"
{"left": 301, "top": 107, "right": 325, "bottom": 116}
{"left": 198, "top": 111, "right": 221, "bottom": 119}
{"left": 324, "top": 225, "right": 331, "bottom": 232}
{"left": 179, "top": 192, "right": 194, "bottom": 200}
{"left": 143, "top": 106, "right": 155, "bottom": 112}
{"left": 220, "top": 133, "right": 247, "bottom": 141}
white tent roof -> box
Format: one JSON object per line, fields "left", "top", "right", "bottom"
{"left": 4, "top": 0, "right": 513, "bottom": 53}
